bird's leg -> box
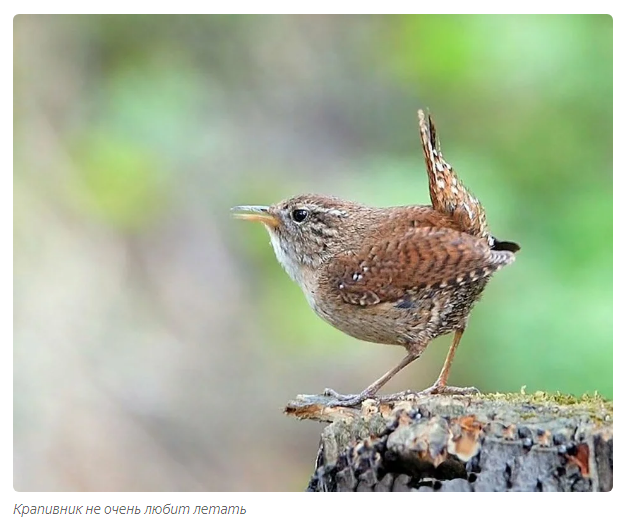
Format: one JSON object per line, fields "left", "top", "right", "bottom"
{"left": 420, "top": 329, "right": 479, "bottom": 395}
{"left": 324, "top": 343, "right": 427, "bottom": 407}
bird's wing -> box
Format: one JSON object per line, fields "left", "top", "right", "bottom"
{"left": 418, "top": 110, "right": 492, "bottom": 245}
{"left": 324, "top": 226, "right": 515, "bottom": 306}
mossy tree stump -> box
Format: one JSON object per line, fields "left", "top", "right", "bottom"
{"left": 285, "top": 392, "right": 612, "bottom": 492}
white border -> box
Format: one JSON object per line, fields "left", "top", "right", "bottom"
{"left": 7, "top": 5, "right": 624, "bottom": 518}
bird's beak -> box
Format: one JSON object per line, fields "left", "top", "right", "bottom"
{"left": 231, "top": 205, "right": 280, "bottom": 227}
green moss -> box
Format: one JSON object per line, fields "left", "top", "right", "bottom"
{"left": 481, "top": 390, "right": 610, "bottom": 407}
{"left": 474, "top": 390, "right": 612, "bottom": 424}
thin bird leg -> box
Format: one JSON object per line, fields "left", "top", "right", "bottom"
{"left": 436, "top": 328, "right": 464, "bottom": 387}
{"left": 422, "top": 329, "right": 479, "bottom": 395}
{"left": 324, "top": 351, "right": 422, "bottom": 406}
{"left": 324, "top": 339, "right": 433, "bottom": 406}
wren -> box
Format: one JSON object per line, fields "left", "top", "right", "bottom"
{"left": 232, "top": 110, "right": 520, "bottom": 407}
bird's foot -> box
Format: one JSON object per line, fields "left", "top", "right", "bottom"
{"left": 323, "top": 388, "right": 355, "bottom": 400}
{"left": 321, "top": 383, "right": 479, "bottom": 407}
{"left": 420, "top": 382, "right": 480, "bottom": 396}
{"left": 323, "top": 388, "right": 373, "bottom": 408}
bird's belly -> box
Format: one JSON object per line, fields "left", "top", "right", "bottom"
{"left": 312, "top": 300, "right": 416, "bottom": 345}
{"left": 309, "top": 280, "right": 489, "bottom": 346}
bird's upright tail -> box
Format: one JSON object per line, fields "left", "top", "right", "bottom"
{"left": 418, "top": 109, "right": 493, "bottom": 246}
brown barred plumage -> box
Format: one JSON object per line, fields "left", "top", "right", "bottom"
{"left": 233, "top": 109, "right": 520, "bottom": 406}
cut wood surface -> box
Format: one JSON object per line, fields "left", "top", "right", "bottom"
{"left": 285, "top": 392, "right": 612, "bottom": 492}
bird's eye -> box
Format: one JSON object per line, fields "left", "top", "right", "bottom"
{"left": 291, "top": 209, "right": 309, "bottom": 223}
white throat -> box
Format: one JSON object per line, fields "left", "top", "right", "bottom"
{"left": 265, "top": 227, "right": 322, "bottom": 312}
{"left": 266, "top": 228, "right": 304, "bottom": 286}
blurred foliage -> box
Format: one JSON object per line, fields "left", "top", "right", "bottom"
{"left": 14, "top": 14, "right": 612, "bottom": 492}
{"left": 68, "top": 132, "right": 169, "bottom": 229}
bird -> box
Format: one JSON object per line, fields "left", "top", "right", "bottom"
{"left": 232, "top": 109, "right": 520, "bottom": 407}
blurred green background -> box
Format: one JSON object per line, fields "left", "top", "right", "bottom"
{"left": 13, "top": 14, "right": 612, "bottom": 491}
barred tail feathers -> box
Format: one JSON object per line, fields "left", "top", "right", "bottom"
{"left": 417, "top": 109, "right": 491, "bottom": 245}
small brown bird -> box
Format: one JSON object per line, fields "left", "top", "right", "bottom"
{"left": 233, "top": 110, "right": 519, "bottom": 406}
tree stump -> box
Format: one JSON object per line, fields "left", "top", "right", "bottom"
{"left": 285, "top": 392, "right": 612, "bottom": 492}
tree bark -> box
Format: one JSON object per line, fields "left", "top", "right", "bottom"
{"left": 285, "top": 392, "right": 612, "bottom": 492}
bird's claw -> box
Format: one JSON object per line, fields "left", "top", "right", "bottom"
{"left": 420, "top": 383, "right": 480, "bottom": 396}
{"left": 322, "top": 384, "right": 479, "bottom": 408}
{"left": 323, "top": 388, "right": 356, "bottom": 400}
{"left": 323, "top": 388, "right": 371, "bottom": 407}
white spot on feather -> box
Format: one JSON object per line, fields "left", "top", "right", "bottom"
{"left": 462, "top": 202, "right": 473, "bottom": 220}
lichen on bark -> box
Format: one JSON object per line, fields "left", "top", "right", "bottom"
{"left": 286, "top": 391, "right": 612, "bottom": 492}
